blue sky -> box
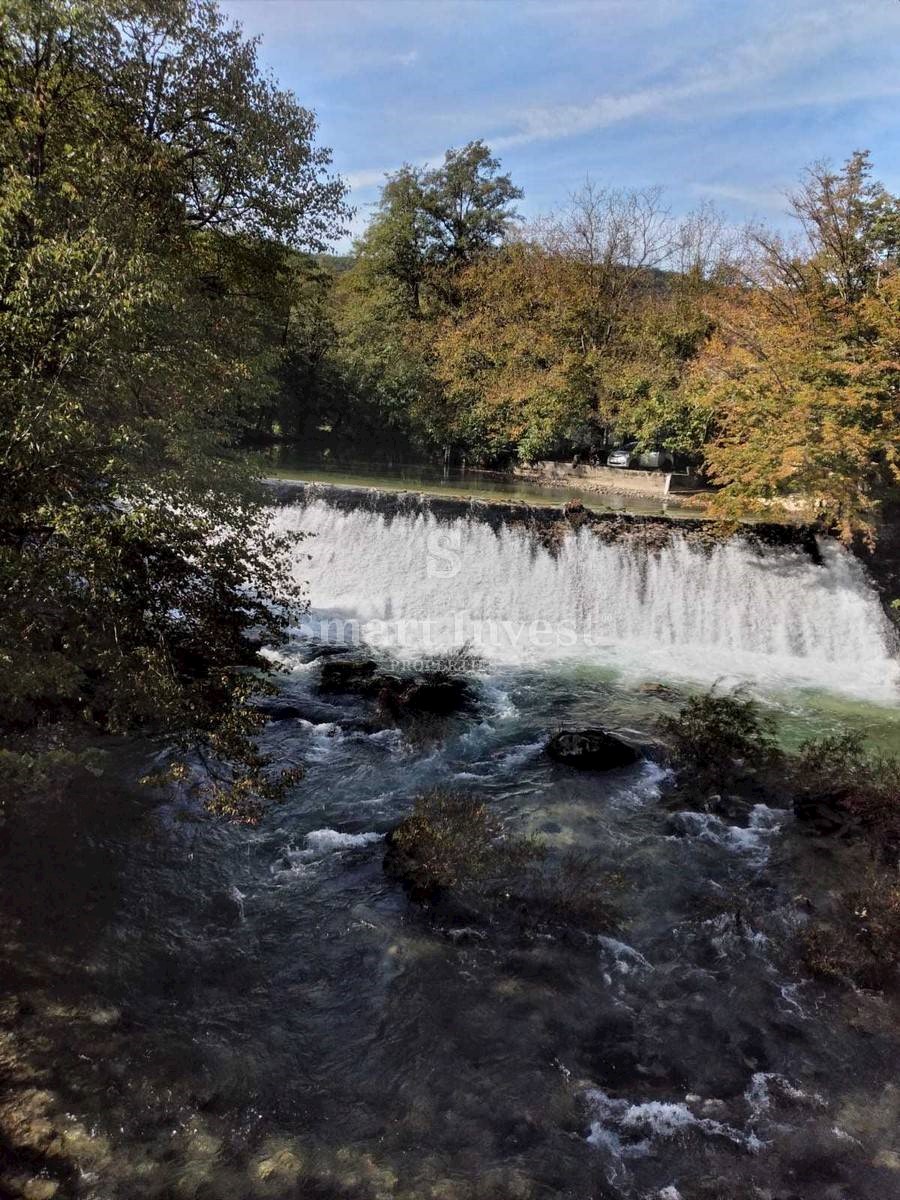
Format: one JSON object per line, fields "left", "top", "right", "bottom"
{"left": 221, "top": 0, "right": 900, "bottom": 250}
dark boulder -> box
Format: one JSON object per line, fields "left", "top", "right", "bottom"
{"left": 318, "top": 658, "right": 379, "bottom": 694}
{"left": 378, "top": 672, "right": 475, "bottom": 720}
{"left": 546, "top": 729, "right": 640, "bottom": 771}
{"left": 309, "top": 644, "right": 353, "bottom": 659}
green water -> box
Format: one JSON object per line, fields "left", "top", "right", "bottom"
{"left": 264, "top": 451, "right": 706, "bottom": 519}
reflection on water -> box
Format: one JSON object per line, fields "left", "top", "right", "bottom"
{"left": 2, "top": 654, "right": 900, "bottom": 1199}
{"left": 264, "top": 450, "right": 705, "bottom": 519}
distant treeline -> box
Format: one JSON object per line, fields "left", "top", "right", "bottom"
{"left": 266, "top": 144, "right": 899, "bottom": 546}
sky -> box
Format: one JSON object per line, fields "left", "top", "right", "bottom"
{"left": 220, "top": 0, "right": 900, "bottom": 250}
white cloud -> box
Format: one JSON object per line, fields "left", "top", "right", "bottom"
{"left": 345, "top": 167, "right": 389, "bottom": 192}
{"left": 489, "top": 1, "right": 900, "bottom": 150}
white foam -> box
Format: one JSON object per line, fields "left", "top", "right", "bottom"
{"left": 586, "top": 1087, "right": 762, "bottom": 1162}
{"left": 597, "top": 936, "right": 654, "bottom": 974}
{"left": 272, "top": 501, "right": 899, "bottom": 703}
{"left": 304, "top": 828, "right": 382, "bottom": 853}
{"left": 745, "top": 1072, "right": 818, "bottom": 1118}
{"left": 273, "top": 828, "right": 382, "bottom": 875}
{"left": 668, "top": 805, "right": 782, "bottom": 862}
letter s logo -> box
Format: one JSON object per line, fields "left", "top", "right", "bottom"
{"left": 427, "top": 528, "right": 461, "bottom": 578}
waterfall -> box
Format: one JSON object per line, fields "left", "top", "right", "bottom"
{"left": 271, "top": 494, "right": 898, "bottom": 702}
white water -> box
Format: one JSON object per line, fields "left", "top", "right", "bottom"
{"left": 273, "top": 499, "right": 898, "bottom": 702}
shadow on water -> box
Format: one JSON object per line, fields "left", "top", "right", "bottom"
{"left": 3, "top": 655, "right": 900, "bottom": 1199}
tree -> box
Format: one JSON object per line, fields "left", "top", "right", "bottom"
{"left": 317, "top": 142, "right": 522, "bottom": 462}
{"left": 355, "top": 166, "right": 431, "bottom": 317}
{"left": 420, "top": 140, "right": 522, "bottom": 274}
{"left": 693, "top": 153, "right": 900, "bottom": 544}
{"left": 429, "top": 188, "right": 724, "bottom": 465}
{"left": 432, "top": 242, "right": 579, "bottom": 463}
{"left": 0, "top": 0, "right": 349, "bottom": 819}
{"left": 351, "top": 140, "right": 521, "bottom": 315}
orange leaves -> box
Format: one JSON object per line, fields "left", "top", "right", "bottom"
{"left": 692, "top": 269, "right": 899, "bottom": 545}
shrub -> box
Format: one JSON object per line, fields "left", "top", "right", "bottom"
{"left": 384, "top": 791, "right": 621, "bottom": 936}
{"left": 791, "top": 732, "right": 899, "bottom": 857}
{"left": 659, "top": 689, "right": 780, "bottom": 792}
{"left": 803, "top": 872, "right": 900, "bottom": 989}
{"left": 384, "top": 790, "right": 541, "bottom": 896}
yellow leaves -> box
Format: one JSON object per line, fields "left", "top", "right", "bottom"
{"left": 691, "top": 262, "right": 900, "bottom": 544}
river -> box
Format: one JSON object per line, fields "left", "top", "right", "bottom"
{"left": 1, "top": 482, "right": 899, "bottom": 1200}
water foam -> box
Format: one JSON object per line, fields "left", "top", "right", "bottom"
{"left": 585, "top": 1087, "right": 763, "bottom": 1165}
{"left": 274, "top": 828, "right": 382, "bottom": 875}
{"left": 273, "top": 500, "right": 898, "bottom": 702}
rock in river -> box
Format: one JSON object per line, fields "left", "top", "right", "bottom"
{"left": 546, "top": 729, "right": 640, "bottom": 770}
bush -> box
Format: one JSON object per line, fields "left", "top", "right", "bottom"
{"left": 384, "top": 790, "right": 620, "bottom": 936}
{"left": 384, "top": 790, "right": 541, "bottom": 896}
{"left": 803, "top": 872, "right": 900, "bottom": 989}
{"left": 659, "top": 689, "right": 780, "bottom": 792}
{"left": 791, "top": 732, "right": 899, "bottom": 856}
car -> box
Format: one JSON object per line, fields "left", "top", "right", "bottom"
{"left": 606, "top": 442, "right": 636, "bottom": 468}
{"left": 606, "top": 442, "right": 673, "bottom": 471}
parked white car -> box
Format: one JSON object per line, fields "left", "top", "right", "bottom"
{"left": 606, "top": 442, "right": 673, "bottom": 470}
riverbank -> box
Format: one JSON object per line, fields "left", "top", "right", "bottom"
{"left": 511, "top": 459, "right": 704, "bottom": 499}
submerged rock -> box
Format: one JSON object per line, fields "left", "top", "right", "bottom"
{"left": 546, "top": 729, "right": 640, "bottom": 770}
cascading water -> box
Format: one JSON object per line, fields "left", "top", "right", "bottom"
{"left": 273, "top": 492, "right": 898, "bottom": 702}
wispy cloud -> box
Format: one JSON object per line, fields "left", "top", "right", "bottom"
{"left": 225, "top": 0, "right": 900, "bottom": 246}
{"left": 490, "top": 2, "right": 900, "bottom": 150}
{"left": 345, "top": 167, "right": 390, "bottom": 192}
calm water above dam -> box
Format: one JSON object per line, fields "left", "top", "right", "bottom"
{"left": 265, "top": 451, "right": 705, "bottom": 519}
{"left": 2, "top": 485, "right": 899, "bottom": 1200}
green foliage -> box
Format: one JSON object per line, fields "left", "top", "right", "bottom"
{"left": 275, "top": 148, "right": 898, "bottom": 544}
{"left": 694, "top": 151, "right": 900, "bottom": 544}
{"left": 384, "top": 790, "right": 620, "bottom": 936}
{"left": 792, "top": 732, "right": 899, "bottom": 853}
{"left": 385, "top": 790, "right": 540, "bottom": 896}
{"left": 291, "top": 140, "right": 523, "bottom": 461}
{"left": 660, "top": 689, "right": 781, "bottom": 791}
{"left": 329, "top": 176, "right": 727, "bottom": 466}
{"left": 0, "top": 0, "right": 348, "bottom": 817}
